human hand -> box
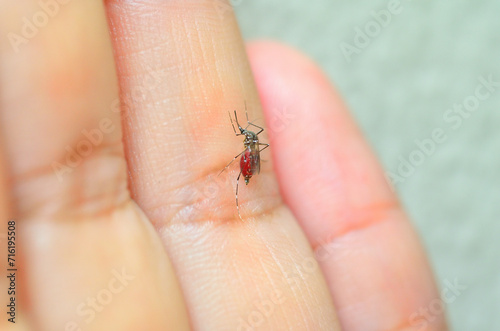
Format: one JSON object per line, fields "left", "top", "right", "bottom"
{"left": 0, "top": 1, "right": 447, "bottom": 330}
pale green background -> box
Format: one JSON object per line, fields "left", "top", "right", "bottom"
{"left": 235, "top": 1, "right": 500, "bottom": 330}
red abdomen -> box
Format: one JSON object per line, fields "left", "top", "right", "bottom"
{"left": 240, "top": 148, "right": 261, "bottom": 180}
{"left": 240, "top": 150, "right": 253, "bottom": 177}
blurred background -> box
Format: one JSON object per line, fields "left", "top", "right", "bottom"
{"left": 234, "top": 1, "right": 500, "bottom": 330}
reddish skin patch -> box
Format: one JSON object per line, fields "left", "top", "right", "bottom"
{"left": 187, "top": 90, "right": 226, "bottom": 146}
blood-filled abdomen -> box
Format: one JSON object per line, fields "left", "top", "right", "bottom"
{"left": 240, "top": 147, "right": 261, "bottom": 180}
{"left": 240, "top": 149, "right": 253, "bottom": 178}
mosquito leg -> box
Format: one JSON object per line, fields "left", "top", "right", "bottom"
{"left": 246, "top": 122, "right": 264, "bottom": 135}
{"left": 218, "top": 149, "right": 246, "bottom": 176}
{"left": 242, "top": 101, "right": 265, "bottom": 135}
{"left": 258, "top": 143, "right": 270, "bottom": 152}
{"left": 228, "top": 111, "right": 243, "bottom": 136}
{"left": 244, "top": 101, "right": 249, "bottom": 123}
{"left": 258, "top": 144, "right": 270, "bottom": 165}
{"left": 236, "top": 171, "right": 243, "bottom": 221}
{"left": 233, "top": 110, "right": 245, "bottom": 133}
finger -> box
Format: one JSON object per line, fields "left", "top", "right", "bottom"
{"left": 248, "top": 41, "right": 448, "bottom": 330}
{"left": 105, "top": 0, "right": 339, "bottom": 329}
{"left": 0, "top": 1, "right": 189, "bottom": 330}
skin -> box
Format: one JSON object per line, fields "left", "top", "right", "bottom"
{"left": 0, "top": 0, "right": 447, "bottom": 330}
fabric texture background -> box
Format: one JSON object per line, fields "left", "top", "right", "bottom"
{"left": 235, "top": 1, "right": 500, "bottom": 330}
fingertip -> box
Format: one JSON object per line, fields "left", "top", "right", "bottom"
{"left": 247, "top": 40, "right": 339, "bottom": 126}
{"left": 247, "top": 40, "right": 322, "bottom": 77}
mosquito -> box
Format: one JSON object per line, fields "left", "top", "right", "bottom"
{"left": 219, "top": 103, "right": 269, "bottom": 220}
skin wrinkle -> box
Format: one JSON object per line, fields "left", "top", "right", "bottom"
{"left": 386, "top": 317, "right": 447, "bottom": 331}
{"left": 324, "top": 219, "right": 437, "bottom": 330}
{"left": 156, "top": 227, "right": 218, "bottom": 329}
{"left": 12, "top": 155, "right": 128, "bottom": 220}
{"left": 291, "top": 232, "right": 331, "bottom": 329}
{"left": 255, "top": 237, "right": 295, "bottom": 330}
{"left": 255, "top": 257, "right": 274, "bottom": 326}
{"left": 296, "top": 259, "right": 318, "bottom": 330}
{"left": 277, "top": 222, "right": 316, "bottom": 329}
{"left": 285, "top": 248, "right": 311, "bottom": 331}
{"left": 264, "top": 228, "right": 308, "bottom": 328}
{"left": 312, "top": 199, "right": 401, "bottom": 251}
{"left": 139, "top": 149, "right": 281, "bottom": 224}
{"left": 257, "top": 231, "right": 297, "bottom": 329}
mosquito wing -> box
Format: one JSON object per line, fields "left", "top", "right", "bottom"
{"left": 250, "top": 145, "right": 261, "bottom": 175}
